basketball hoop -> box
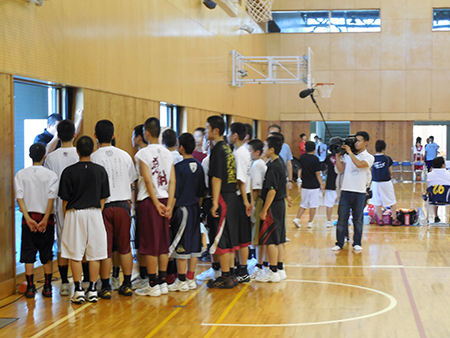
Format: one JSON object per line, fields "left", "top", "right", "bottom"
{"left": 246, "top": 0, "right": 274, "bottom": 23}
{"left": 315, "top": 83, "right": 335, "bottom": 98}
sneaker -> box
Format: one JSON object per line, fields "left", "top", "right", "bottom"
{"left": 98, "top": 287, "right": 112, "bottom": 300}
{"left": 168, "top": 279, "right": 189, "bottom": 292}
{"left": 353, "top": 245, "right": 363, "bottom": 251}
{"left": 237, "top": 274, "right": 251, "bottom": 283}
{"left": 25, "top": 285, "right": 36, "bottom": 298}
{"left": 331, "top": 245, "right": 342, "bottom": 251}
{"left": 111, "top": 276, "right": 120, "bottom": 291}
{"left": 285, "top": 237, "right": 291, "bottom": 242}
{"left": 230, "top": 275, "right": 239, "bottom": 287}
{"left": 435, "top": 216, "right": 441, "bottom": 223}
{"left": 86, "top": 290, "right": 98, "bottom": 302}
{"left": 250, "top": 266, "right": 264, "bottom": 279}
{"left": 42, "top": 284, "right": 52, "bottom": 298}
{"left": 293, "top": 218, "right": 301, "bottom": 228}
{"left": 255, "top": 270, "right": 281, "bottom": 283}
{"left": 118, "top": 285, "right": 133, "bottom": 296}
{"left": 131, "top": 276, "right": 149, "bottom": 290}
{"left": 307, "top": 221, "right": 314, "bottom": 228}
{"left": 71, "top": 290, "right": 85, "bottom": 304}
{"left": 326, "top": 221, "right": 333, "bottom": 228}
{"left": 159, "top": 282, "right": 169, "bottom": 295}
{"left": 60, "top": 283, "right": 70, "bottom": 296}
{"left": 278, "top": 269, "right": 287, "bottom": 280}
{"left": 135, "top": 284, "right": 161, "bottom": 297}
{"left": 206, "top": 276, "right": 235, "bottom": 289}
{"left": 196, "top": 268, "right": 221, "bottom": 281}
{"left": 345, "top": 236, "right": 349, "bottom": 243}
{"left": 187, "top": 278, "right": 197, "bottom": 290}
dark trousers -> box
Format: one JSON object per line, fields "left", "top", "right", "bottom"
{"left": 336, "top": 191, "right": 366, "bottom": 248}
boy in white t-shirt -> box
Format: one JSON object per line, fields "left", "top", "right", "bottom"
{"left": 162, "top": 128, "right": 183, "bottom": 165}
{"left": 15, "top": 143, "right": 58, "bottom": 299}
{"left": 134, "top": 117, "right": 176, "bottom": 297}
{"left": 43, "top": 119, "right": 79, "bottom": 296}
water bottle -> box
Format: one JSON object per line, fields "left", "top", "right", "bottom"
{"left": 382, "top": 207, "right": 392, "bottom": 225}
{"left": 363, "top": 211, "right": 370, "bottom": 225}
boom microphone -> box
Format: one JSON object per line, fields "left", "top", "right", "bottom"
{"left": 299, "top": 88, "right": 315, "bottom": 99}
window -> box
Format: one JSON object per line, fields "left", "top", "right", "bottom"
{"left": 159, "top": 102, "right": 181, "bottom": 134}
{"left": 268, "top": 9, "right": 380, "bottom": 33}
{"left": 433, "top": 8, "right": 450, "bottom": 31}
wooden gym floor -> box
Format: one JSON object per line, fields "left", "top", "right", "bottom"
{"left": 0, "top": 182, "right": 449, "bottom": 338}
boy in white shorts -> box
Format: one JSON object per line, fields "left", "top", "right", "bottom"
{"left": 369, "top": 140, "right": 399, "bottom": 225}
{"left": 324, "top": 152, "right": 338, "bottom": 228}
{"left": 293, "top": 141, "right": 323, "bottom": 228}
{"left": 59, "top": 136, "right": 110, "bottom": 304}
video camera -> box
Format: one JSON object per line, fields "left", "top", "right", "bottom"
{"left": 328, "top": 135, "right": 357, "bottom": 155}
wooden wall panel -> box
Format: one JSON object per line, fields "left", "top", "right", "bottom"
{"left": 185, "top": 108, "right": 214, "bottom": 134}
{"left": 260, "top": 121, "right": 310, "bottom": 158}
{"left": 233, "top": 116, "right": 253, "bottom": 125}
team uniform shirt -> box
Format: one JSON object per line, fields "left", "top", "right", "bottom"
{"left": 261, "top": 157, "right": 287, "bottom": 202}
{"left": 175, "top": 158, "right": 206, "bottom": 207}
{"left": 426, "top": 168, "right": 450, "bottom": 187}
{"left": 298, "top": 153, "right": 321, "bottom": 189}
{"left": 15, "top": 166, "right": 58, "bottom": 213}
{"left": 372, "top": 154, "right": 393, "bottom": 182}
{"left": 44, "top": 147, "right": 79, "bottom": 181}
{"left": 170, "top": 150, "right": 183, "bottom": 165}
{"left": 208, "top": 140, "right": 237, "bottom": 194}
{"left": 91, "top": 146, "right": 138, "bottom": 202}
{"left": 299, "top": 141, "right": 306, "bottom": 156}
{"left": 340, "top": 150, "right": 374, "bottom": 194}
{"left": 135, "top": 144, "right": 174, "bottom": 201}
{"left": 425, "top": 142, "right": 439, "bottom": 161}
{"left": 413, "top": 145, "right": 424, "bottom": 162}
{"left": 193, "top": 150, "right": 207, "bottom": 163}
{"left": 234, "top": 145, "right": 252, "bottom": 195}
{"left": 369, "top": 154, "right": 396, "bottom": 207}
{"left": 251, "top": 159, "right": 267, "bottom": 191}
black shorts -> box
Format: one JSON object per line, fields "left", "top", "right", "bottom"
{"left": 169, "top": 205, "right": 202, "bottom": 259}
{"left": 20, "top": 213, "right": 55, "bottom": 265}
{"left": 259, "top": 199, "right": 286, "bottom": 246}
{"left": 237, "top": 193, "right": 252, "bottom": 248}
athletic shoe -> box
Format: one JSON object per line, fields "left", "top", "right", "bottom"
{"left": 25, "top": 285, "right": 36, "bottom": 298}
{"left": 331, "top": 245, "right": 341, "bottom": 251}
{"left": 86, "top": 290, "right": 98, "bottom": 303}
{"left": 293, "top": 218, "right": 301, "bottom": 228}
{"left": 131, "top": 277, "right": 149, "bottom": 290}
{"left": 345, "top": 236, "right": 349, "bottom": 243}
{"left": 435, "top": 216, "right": 441, "bottom": 223}
{"left": 353, "top": 245, "right": 363, "bottom": 251}
{"left": 326, "top": 221, "right": 333, "bottom": 228}
{"left": 71, "top": 290, "right": 85, "bottom": 304}
{"left": 98, "top": 287, "right": 112, "bottom": 300}
{"left": 135, "top": 284, "right": 161, "bottom": 297}
{"left": 255, "top": 270, "right": 281, "bottom": 283}
{"left": 118, "top": 285, "right": 133, "bottom": 296}
{"left": 60, "top": 283, "right": 70, "bottom": 296}
{"left": 307, "top": 221, "right": 314, "bottom": 228}
{"left": 237, "top": 274, "right": 251, "bottom": 283}
{"left": 206, "top": 276, "right": 235, "bottom": 289}
{"left": 247, "top": 257, "right": 258, "bottom": 271}
{"left": 196, "top": 268, "right": 221, "bottom": 281}
{"left": 285, "top": 237, "right": 291, "bottom": 242}
{"left": 159, "top": 282, "right": 169, "bottom": 295}
{"left": 187, "top": 278, "right": 197, "bottom": 290}
{"left": 42, "top": 284, "right": 52, "bottom": 298}
{"left": 111, "top": 276, "right": 120, "bottom": 291}
{"left": 168, "top": 279, "right": 189, "bottom": 292}
{"left": 278, "top": 269, "right": 287, "bottom": 280}
{"left": 250, "top": 266, "right": 264, "bottom": 279}
{"left": 230, "top": 275, "right": 238, "bottom": 287}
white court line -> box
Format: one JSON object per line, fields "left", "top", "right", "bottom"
{"left": 286, "top": 230, "right": 446, "bottom": 235}
{"left": 30, "top": 302, "right": 92, "bottom": 338}
{"left": 202, "top": 279, "right": 397, "bottom": 327}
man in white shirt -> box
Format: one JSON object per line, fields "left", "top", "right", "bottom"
{"left": 426, "top": 156, "right": 450, "bottom": 223}
{"left": 332, "top": 131, "right": 374, "bottom": 252}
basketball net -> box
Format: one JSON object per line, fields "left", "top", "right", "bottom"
{"left": 246, "top": 0, "right": 275, "bottom": 23}
{"left": 315, "top": 83, "right": 335, "bottom": 98}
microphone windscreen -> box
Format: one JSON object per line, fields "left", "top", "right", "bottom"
{"left": 299, "top": 88, "right": 314, "bottom": 99}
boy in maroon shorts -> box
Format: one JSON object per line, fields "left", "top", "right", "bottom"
{"left": 134, "top": 117, "right": 176, "bottom": 297}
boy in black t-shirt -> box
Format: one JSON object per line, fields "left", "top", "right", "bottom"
{"left": 205, "top": 115, "right": 239, "bottom": 289}
{"left": 293, "top": 141, "right": 323, "bottom": 228}
{"left": 59, "top": 136, "right": 110, "bottom": 304}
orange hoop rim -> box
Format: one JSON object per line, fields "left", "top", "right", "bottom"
{"left": 314, "top": 83, "right": 335, "bottom": 87}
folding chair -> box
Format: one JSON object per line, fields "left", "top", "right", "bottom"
{"left": 425, "top": 185, "right": 450, "bottom": 226}
{"left": 413, "top": 161, "right": 425, "bottom": 182}
{"left": 401, "top": 161, "right": 413, "bottom": 182}
{"left": 391, "top": 161, "right": 401, "bottom": 182}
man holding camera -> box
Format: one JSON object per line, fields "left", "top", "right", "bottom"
{"left": 332, "top": 131, "right": 374, "bottom": 252}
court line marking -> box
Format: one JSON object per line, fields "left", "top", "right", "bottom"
{"left": 197, "top": 263, "right": 450, "bottom": 269}
{"left": 202, "top": 279, "right": 397, "bottom": 327}
{"left": 203, "top": 283, "right": 250, "bottom": 337}
{"left": 30, "top": 302, "right": 92, "bottom": 338}
{"left": 145, "top": 285, "right": 204, "bottom": 338}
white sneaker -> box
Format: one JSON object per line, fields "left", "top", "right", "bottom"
{"left": 85, "top": 290, "right": 98, "bottom": 303}
{"left": 131, "top": 276, "right": 149, "bottom": 290}
{"left": 331, "top": 245, "right": 341, "bottom": 251}
{"left": 353, "top": 245, "right": 363, "bottom": 251}
{"left": 71, "top": 290, "right": 85, "bottom": 304}
{"left": 196, "top": 267, "right": 221, "bottom": 281}
{"left": 111, "top": 276, "right": 120, "bottom": 291}
{"left": 250, "top": 266, "right": 263, "bottom": 279}
{"left": 187, "top": 278, "right": 197, "bottom": 290}
{"left": 285, "top": 237, "right": 291, "bottom": 242}
{"left": 307, "top": 221, "right": 314, "bottom": 228}
{"left": 136, "top": 284, "right": 161, "bottom": 297}
{"left": 293, "top": 218, "right": 301, "bottom": 228}
{"left": 60, "top": 283, "right": 70, "bottom": 296}
{"left": 278, "top": 269, "right": 287, "bottom": 280}
{"left": 168, "top": 279, "right": 189, "bottom": 292}
{"left": 326, "top": 221, "right": 333, "bottom": 228}
{"left": 159, "top": 282, "right": 169, "bottom": 294}
{"left": 255, "top": 269, "right": 281, "bottom": 283}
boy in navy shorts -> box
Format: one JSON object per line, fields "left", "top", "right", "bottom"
{"left": 15, "top": 143, "right": 58, "bottom": 298}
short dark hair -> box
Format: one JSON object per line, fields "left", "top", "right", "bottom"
{"left": 432, "top": 156, "right": 445, "bottom": 169}
{"left": 95, "top": 120, "right": 114, "bottom": 144}
{"left": 48, "top": 113, "right": 62, "bottom": 126}
{"left": 244, "top": 123, "right": 253, "bottom": 140}
{"left": 230, "top": 122, "right": 247, "bottom": 141}
{"left": 207, "top": 115, "right": 225, "bottom": 135}
{"left": 268, "top": 124, "right": 281, "bottom": 133}
{"left": 57, "top": 120, "right": 75, "bottom": 142}
{"left": 29, "top": 143, "right": 46, "bottom": 162}
{"left": 76, "top": 136, "right": 94, "bottom": 157}
{"left": 162, "top": 129, "right": 177, "bottom": 148}
{"left": 356, "top": 131, "right": 370, "bottom": 142}
{"left": 300, "top": 133, "right": 306, "bottom": 138}
{"left": 429, "top": 136, "right": 434, "bottom": 141}
{"left": 375, "top": 140, "right": 386, "bottom": 153}
{"left": 416, "top": 137, "right": 422, "bottom": 144}
{"left": 305, "top": 141, "right": 315, "bottom": 152}
{"left": 266, "top": 135, "right": 282, "bottom": 155}
{"left": 134, "top": 124, "right": 148, "bottom": 144}
{"left": 178, "top": 133, "right": 195, "bottom": 154}
{"left": 194, "top": 127, "right": 205, "bottom": 134}
{"left": 269, "top": 131, "right": 284, "bottom": 144}
{"left": 248, "top": 139, "right": 264, "bottom": 154}
{"left": 144, "top": 117, "right": 161, "bottom": 138}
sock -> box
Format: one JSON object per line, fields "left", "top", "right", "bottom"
{"left": 74, "top": 281, "right": 83, "bottom": 292}
{"left": 158, "top": 270, "right": 167, "bottom": 284}
{"left": 212, "top": 262, "right": 220, "bottom": 271}
{"left": 44, "top": 273, "right": 52, "bottom": 286}
{"left": 239, "top": 265, "right": 248, "bottom": 276}
{"left": 88, "top": 282, "right": 97, "bottom": 291}
{"left": 82, "top": 262, "right": 90, "bottom": 282}
{"left": 256, "top": 263, "right": 263, "bottom": 269}
{"left": 139, "top": 266, "right": 148, "bottom": 279}
{"left": 186, "top": 271, "right": 194, "bottom": 280}
{"left": 270, "top": 266, "right": 278, "bottom": 273}
{"left": 249, "top": 248, "right": 256, "bottom": 259}
{"left": 167, "top": 260, "right": 177, "bottom": 275}
{"left": 178, "top": 274, "right": 186, "bottom": 281}
{"left": 236, "top": 262, "right": 241, "bottom": 272}
{"left": 277, "top": 262, "right": 284, "bottom": 270}
{"left": 101, "top": 278, "right": 111, "bottom": 289}
{"left": 263, "top": 261, "right": 269, "bottom": 267}
{"left": 58, "top": 265, "right": 69, "bottom": 284}
{"left": 148, "top": 274, "right": 157, "bottom": 287}
{"left": 26, "top": 274, "right": 34, "bottom": 286}
{"left": 123, "top": 275, "right": 131, "bottom": 286}
{"left": 112, "top": 267, "right": 120, "bottom": 278}
{"left": 222, "top": 271, "right": 231, "bottom": 278}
